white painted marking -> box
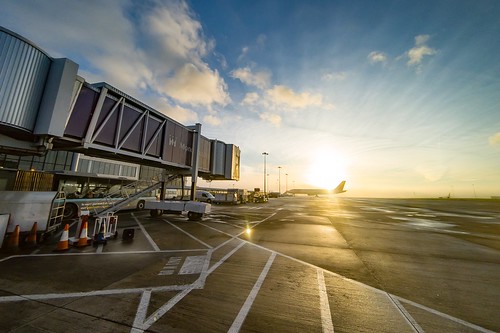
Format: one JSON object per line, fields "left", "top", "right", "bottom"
{"left": 158, "top": 256, "right": 182, "bottom": 276}
{"left": 96, "top": 244, "right": 104, "bottom": 253}
{"left": 208, "top": 241, "right": 245, "bottom": 274}
{"left": 395, "top": 295, "right": 496, "bottom": 333}
{"left": 138, "top": 243, "right": 246, "bottom": 332}
{"left": 205, "top": 217, "right": 495, "bottom": 333}
{"left": 132, "top": 213, "right": 160, "bottom": 252}
{"left": 179, "top": 255, "right": 206, "bottom": 275}
{"left": 228, "top": 252, "right": 276, "bottom": 333}
{"left": 387, "top": 293, "right": 424, "bottom": 333}
{"left": 131, "top": 290, "right": 151, "bottom": 333}
{"left": 162, "top": 219, "right": 212, "bottom": 249}
{"left": 0, "top": 285, "right": 195, "bottom": 303}
{"left": 317, "top": 269, "right": 334, "bottom": 333}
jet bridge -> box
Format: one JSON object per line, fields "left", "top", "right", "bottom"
{"left": 0, "top": 26, "right": 240, "bottom": 182}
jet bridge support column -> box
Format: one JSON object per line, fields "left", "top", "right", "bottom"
{"left": 159, "top": 171, "right": 166, "bottom": 201}
{"left": 189, "top": 123, "right": 201, "bottom": 201}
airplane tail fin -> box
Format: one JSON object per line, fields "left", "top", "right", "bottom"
{"left": 333, "top": 180, "right": 347, "bottom": 194}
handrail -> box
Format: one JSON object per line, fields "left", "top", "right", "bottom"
{"left": 94, "top": 174, "right": 180, "bottom": 217}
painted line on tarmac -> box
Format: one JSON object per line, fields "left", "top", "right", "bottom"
{"left": 0, "top": 284, "right": 200, "bottom": 303}
{"left": 129, "top": 211, "right": 281, "bottom": 332}
{"left": 394, "top": 296, "right": 496, "bottom": 333}
{"left": 162, "top": 218, "right": 212, "bottom": 249}
{"left": 387, "top": 293, "right": 424, "bottom": 333}
{"left": 228, "top": 252, "right": 276, "bottom": 333}
{"left": 132, "top": 213, "right": 160, "bottom": 251}
{"left": 202, "top": 216, "right": 496, "bottom": 333}
{"left": 131, "top": 290, "right": 151, "bottom": 333}
{"left": 0, "top": 249, "right": 208, "bottom": 262}
{"left": 317, "top": 269, "right": 334, "bottom": 333}
{"left": 133, "top": 242, "right": 246, "bottom": 332}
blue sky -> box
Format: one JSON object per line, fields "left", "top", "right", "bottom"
{"left": 1, "top": 0, "right": 499, "bottom": 197}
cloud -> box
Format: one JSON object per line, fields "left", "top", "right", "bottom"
{"left": 406, "top": 34, "right": 436, "bottom": 66}
{"left": 489, "top": 132, "right": 500, "bottom": 145}
{"left": 203, "top": 114, "right": 222, "bottom": 126}
{"left": 241, "top": 92, "right": 260, "bottom": 106}
{"left": 149, "top": 99, "right": 198, "bottom": 124}
{"left": 265, "top": 85, "right": 324, "bottom": 109}
{"left": 145, "top": 1, "right": 209, "bottom": 65}
{"left": 164, "top": 63, "right": 230, "bottom": 106}
{"left": 231, "top": 67, "right": 271, "bottom": 89}
{"left": 1, "top": 0, "right": 230, "bottom": 114}
{"left": 368, "top": 51, "right": 387, "bottom": 64}
{"left": 321, "top": 71, "right": 347, "bottom": 81}
{"left": 259, "top": 113, "right": 282, "bottom": 127}
{"left": 238, "top": 46, "right": 250, "bottom": 62}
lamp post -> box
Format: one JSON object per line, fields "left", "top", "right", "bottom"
{"left": 262, "top": 152, "right": 268, "bottom": 194}
{"left": 278, "top": 166, "right": 282, "bottom": 194}
{"left": 285, "top": 173, "right": 288, "bottom": 193}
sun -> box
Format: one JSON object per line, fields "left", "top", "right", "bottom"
{"left": 305, "top": 151, "right": 348, "bottom": 190}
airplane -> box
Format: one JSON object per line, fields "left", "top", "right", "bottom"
{"left": 286, "top": 180, "right": 347, "bottom": 196}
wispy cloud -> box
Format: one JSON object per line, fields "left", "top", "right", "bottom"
{"left": 259, "top": 112, "right": 282, "bottom": 127}
{"left": 231, "top": 67, "right": 271, "bottom": 89}
{"left": 241, "top": 92, "right": 260, "bottom": 106}
{"left": 233, "top": 67, "right": 333, "bottom": 125}
{"left": 265, "top": 85, "right": 324, "bottom": 109}
{"left": 368, "top": 51, "right": 387, "bottom": 64}
{"left": 406, "top": 34, "right": 436, "bottom": 66}
{"left": 321, "top": 71, "right": 348, "bottom": 81}
{"left": 238, "top": 46, "right": 250, "bottom": 62}
{"left": 203, "top": 114, "right": 222, "bottom": 126}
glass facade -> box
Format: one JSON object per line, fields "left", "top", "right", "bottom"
{"left": 0, "top": 150, "right": 74, "bottom": 171}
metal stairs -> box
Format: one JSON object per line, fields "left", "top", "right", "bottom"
{"left": 93, "top": 174, "right": 178, "bottom": 217}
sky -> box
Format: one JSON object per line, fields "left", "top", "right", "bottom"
{"left": 1, "top": 0, "right": 499, "bottom": 198}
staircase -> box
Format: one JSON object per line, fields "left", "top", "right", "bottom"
{"left": 93, "top": 174, "right": 179, "bottom": 217}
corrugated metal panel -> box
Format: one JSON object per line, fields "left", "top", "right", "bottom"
{"left": 0, "top": 29, "right": 51, "bottom": 131}
{"left": 225, "top": 144, "right": 240, "bottom": 181}
{"left": 211, "top": 140, "right": 226, "bottom": 176}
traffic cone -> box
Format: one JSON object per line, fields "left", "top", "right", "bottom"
{"left": 76, "top": 221, "right": 90, "bottom": 247}
{"left": 55, "top": 224, "right": 69, "bottom": 251}
{"left": 4, "top": 225, "right": 20, "bottom": 251}
{"left": 25, "top": 222, "right": 38, "bottom": 247}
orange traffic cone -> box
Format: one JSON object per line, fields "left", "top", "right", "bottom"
{"left": 25, "top": 222, "right": 38, "bottom": 247}
{"left": 5, "top": 225, "right": 20, "bottom": 251}
{"left": 55, "top": 224, "right": 70, "bottom": 251}
{"left": 76, "top": 221, "right": 90, "bottom": 247}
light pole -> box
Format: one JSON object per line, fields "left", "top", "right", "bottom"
{"left": 262, "top": 152, "right": 268, "bottom": 194}
{"left": 285, "top": 173, "right": 288, "bottom": 193}
{"left": 278, "top": 166, "right": 282, "bottom": 194}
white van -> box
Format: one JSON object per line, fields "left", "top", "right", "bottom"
{"left": 196, "top": 190, "right": 215, "bottom": 203}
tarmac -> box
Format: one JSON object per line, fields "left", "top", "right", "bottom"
{"left": 0, "top": 197, "right": 498, "bottom": 332}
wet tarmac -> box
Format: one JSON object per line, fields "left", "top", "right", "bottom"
{"left": 0, "top": 197, "right": 498, "bottom": 332}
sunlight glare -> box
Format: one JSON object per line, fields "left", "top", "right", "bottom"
{"left": 305, "top": 150, "right": 348, "bottom": 190}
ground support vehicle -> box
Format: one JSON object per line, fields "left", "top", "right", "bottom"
{"left": 144, "top": 200, "right": 211, "bottom": 221}
{"left": 249, "top": 191, "right": 268, "bottom": 203}
{"left": 0, "top": 191, "right": 65, "bottom": 243}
